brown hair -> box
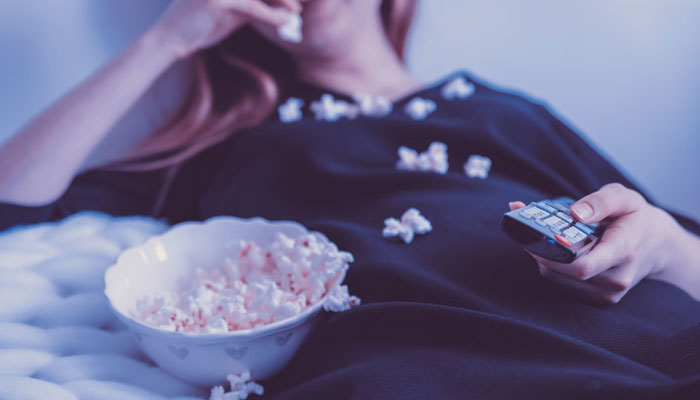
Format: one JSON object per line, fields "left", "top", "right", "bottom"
{"left": 108, "top": 0, "right": 417, "bottom": 172}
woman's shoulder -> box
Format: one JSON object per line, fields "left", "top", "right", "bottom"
{"left": 428, "top": 70, "right": 553, "bottom": 115}
{"left": 393, "top": 69, "right": 558, "bottom": 132}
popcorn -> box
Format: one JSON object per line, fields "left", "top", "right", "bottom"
{"left": 323, "top": 285, "right": 361, "bottom": 312}
{"left": 210, "top": 385, "right": 227, "bottom": 400}
{"left": 133, "top": 233, "right": 358, "bottom": 334}
{"left": 404, "top": 97, "right": 436, "bottom": 120}
{"left": 353, "top": 93, "right": 393, "bottom": 117}
{"left": 307, "top": 92, "right": 394, "bottom": 122}
{"left": 383, "top": 208, "right": 432, "bottom": 244}
{"left": 310, "top": 94, "right": 360, "bottom": 122}
{"left": 396, "top": 141, "right": 448, "bottom": 174}
{"left": 278, "top": 11, "right": 302, "bottom": 43}
{"left": 210, "top": 371, "right": 264, "bottom": 400}
{"left": 441, "top": 76, "right": 475, "bottom": 100}
{"left": 464, "top": 155, "right": 492, "bottom": 179}
{"left": 278, "top": 97, "right": 304, "bottom": 123}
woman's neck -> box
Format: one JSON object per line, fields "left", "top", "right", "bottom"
{"left": 292, "top": 20, "right": 422, "bottom": 101}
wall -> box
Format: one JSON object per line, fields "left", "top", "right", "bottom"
{"left": 407, "top": 0, "right": 700, "bottom": 220}
{"left": 0, "top": 0, "right": 181, "bottom": 169}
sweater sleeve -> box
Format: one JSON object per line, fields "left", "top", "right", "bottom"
{"left": 0, "top": 167, "right": 168, "bottom": 232}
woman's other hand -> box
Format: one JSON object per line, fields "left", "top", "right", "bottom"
{"left": 510, "top": 183, "right": 700, "bottom": 304}
{"left": 148, "top": 0, "right": 301, "bottom": 59}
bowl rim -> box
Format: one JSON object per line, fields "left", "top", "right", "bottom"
{"left": 104, "top": 215, "right": 347, "bottom": 343}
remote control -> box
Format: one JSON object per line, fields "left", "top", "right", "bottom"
{"left": 500, "top": 197, "right": 602, "bottom": 263}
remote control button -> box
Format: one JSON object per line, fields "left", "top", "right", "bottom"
{"left": 554, "top": 234, "right": 573, "bottom": 247}
{"left": 549, "top": 201, "right": 570, "bottom": 213}
{"left": 535, "top": 218, "right": 548, "bottom": 226}
{"left": 575, "top": 222, "right": 594, "bottom": 235}
{"left": 543, "top": 215, "right": 570, "bottom": 232}
{"left": 556, "top": 212, "right": 574, "bottom": 223}
{"left": 537, "top": 202, "right": 557, "bottom": 213}
{"left": 520, "top": 207, "right": 550, "bottom": 220}
{"left": 562, "top": 226, "right": 587, "bottom": 244}
{"left": 555, "top": 197, "right": 575, "bottom": 206}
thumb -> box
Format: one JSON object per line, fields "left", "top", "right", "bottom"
{"left": 570, "top": 183, "right": 646, "bottom": 224}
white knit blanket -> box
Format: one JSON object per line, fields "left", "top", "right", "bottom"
{"left": 0, "top": 212, "right": 210, "bottom": 400}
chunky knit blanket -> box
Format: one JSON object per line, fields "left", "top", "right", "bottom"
{"left": 0, "top": 212, "right": 210, "bottom": 400}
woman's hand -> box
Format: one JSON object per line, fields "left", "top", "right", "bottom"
{"left": 148, "top": 0, "right": 301, "bottom": 59}
{"left": 510, "top": 183, "right": 700, "bottom": 304}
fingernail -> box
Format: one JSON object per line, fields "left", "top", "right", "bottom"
{"left": 508, "top": 202, "right": 517, "bottom": 208}
{"left": 571, "top": 201, "right": 594, "bottom": 221}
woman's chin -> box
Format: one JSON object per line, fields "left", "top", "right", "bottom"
{"left": 300, "top": 0, "right": 341, "bottom": 18}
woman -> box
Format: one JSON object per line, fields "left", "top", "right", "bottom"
{"left": 1, "top": 0, "right": 700, "bottom": 398}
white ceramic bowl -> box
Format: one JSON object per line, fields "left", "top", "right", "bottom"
{"left": 104, "top": 216, "right": 348, "bottom": 387}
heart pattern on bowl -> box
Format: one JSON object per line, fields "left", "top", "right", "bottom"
{"left": 275, "top": 332, "right": 293, "bottom": 346}
{"left": 225, "top": 346, "right": 249, "bottom": 360}
{"left": 167, "top": 345, "right": 189, "bottom": 360}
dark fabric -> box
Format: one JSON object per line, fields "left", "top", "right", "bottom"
{"left": 2, "top": 71, "right": 700, "bottom": 399}
{"left": 0, "top": 166, "right": 167, "bottom": 231}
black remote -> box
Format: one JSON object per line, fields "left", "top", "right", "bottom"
{"left": 500, "top": 197, "right": 602, "bottom": 263}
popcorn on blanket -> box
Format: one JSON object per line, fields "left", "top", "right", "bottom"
{"left": 383, "top": 208, "right": 433, "bottom": 244}
{"left": 310, "top": 94, "right": 359, "bottom": 122}
{"left": 353, "top": 93, "right": 393, "bottom": 117}
{"left": 441, "top": 76, "right": 475, "bottom": 100}
{"left": 210, "top": 371, "right": 264, "bottom": 400}
{"left": 278, "top": 97, "right": 304, "bottom": 123}
{"left": 404, "top": 97, "right": 436, "bottom": 120}
{"left": 464, "top": 155, "right": 492, "bottom": 179}
{"left": 396, "top": 141, "right": 449, "bottom": 174}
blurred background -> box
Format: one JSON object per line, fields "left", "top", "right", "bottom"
{"left": 1, "top": 0, "right": 698, "bottom": 219}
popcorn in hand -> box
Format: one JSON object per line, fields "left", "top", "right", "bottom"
{"left": 353, "top": 93, "right": 393, "bottom": 117}
{"left": 464, "top": 155, "right": 492, "bottom": 179}
{"left": 404, "top": 97, "right": 436, "bottom": 120}
{"left": 278, "top": 11, "right": 302, "bottom": 43}
{"left": 396, "top": 141, "right": 448, "bottom": 174}
{"left": 383, "top": 208, "right": 432, "bottom": 244}
{"left": 210, "top": 371, "right": 264, "bottom": 400}
{"left": 278, "top": 97, "right": 304, "bottom": 123}
{"left": 311, "top": 94, "right": 360, "bottom": 122}
{"left": 441, "top": 76, "right": 475, "bottom": 100}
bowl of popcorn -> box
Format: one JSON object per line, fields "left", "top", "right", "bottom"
{"left": 104, "top": 216, "right": 359, "bottom": 388}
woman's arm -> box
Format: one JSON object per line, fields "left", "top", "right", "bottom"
{"left": 0, "top": 0, "right": 295, "bottom": 206}
{"left": 0, "top": 32, "right": 177, "bottom": 206}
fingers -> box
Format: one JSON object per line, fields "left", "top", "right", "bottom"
{"left": 527, "top": 226, "right": 641, "bottom": 304}
{"left": 590, "top": 264, "right": 640, "bottom": 296}
{"left": 529, "top": 226, "right": 628, "bottom": 280}
{"left": 517, "top": 185, "right": 653, "bottom": 305}
{"left": 537, "top": 262, "right": 631, "bottom": 305}
{"left": 212, "top": 0, "right": 291, "bottom": 26}
{"left": 570, "top": 183, "right": 646, "bottom": 224}
{"left": 537, "top": 262, "right": 602, "bottom": 303}
{"left": 508, "top": 201, "right": 526, "bottom": 211}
